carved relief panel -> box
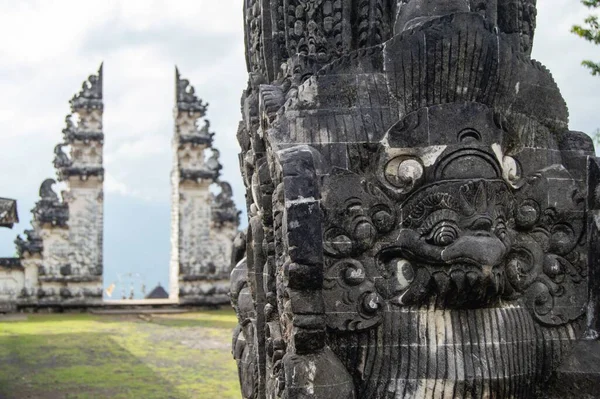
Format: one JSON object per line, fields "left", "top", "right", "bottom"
{"left": 233, "top": 1, "right": 596, "bottom": 398}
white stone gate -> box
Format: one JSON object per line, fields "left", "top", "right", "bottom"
{"left": 0, "top": 66, "right": 239, "bottom": 308}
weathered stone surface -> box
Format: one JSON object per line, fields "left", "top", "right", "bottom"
{"left": 0, "top": 198, "right": 18, "bottom": 228}
{"left": 0, "top": 200, "right": 20, "bottom": 308}
{"left": 232, "top": 1, "right": 599, "bottom": 398}
{"left": 171, "top": 68, "right": 240, "bottom": 305}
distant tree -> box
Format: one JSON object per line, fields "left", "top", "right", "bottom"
{"left": 594, "top": 128, "right": 600, "bottom": 146}
{"left": 572, "top": 0, "right": 600, "bottom": 76}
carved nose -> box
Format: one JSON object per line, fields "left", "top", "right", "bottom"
{"left": 472, "top": 231, "right": 492, "bottom": 238}
{"left": 470, "top": 217, "right": 493, "bottom": 232}
{"left": 441, "top": 235, "right": 507, "bottom": 267}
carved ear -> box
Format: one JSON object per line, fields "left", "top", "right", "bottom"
{"left": 474, "top": 181, "right": 488, "bottom": 214}
{"left": 459, "top": 183, "right": 476, "bottom": 216}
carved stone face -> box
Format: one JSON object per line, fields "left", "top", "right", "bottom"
{"left": 379, "top": 179, "right": 514, "bottom": 308}
{"left": 322, "top": 102, "right": 587, "bottom": 334}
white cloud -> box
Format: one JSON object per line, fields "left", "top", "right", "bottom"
{"left": 104, "top": 173, "right": 131, "bottom": 197}
{"left": 106, "top": 134, "right": 169, "bottom": 162}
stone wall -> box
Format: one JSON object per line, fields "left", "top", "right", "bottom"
{"left": 0, "top": 200, "right": 20, "bottom": 309}
{"left": 0, "top": 259, "right": 23, "bottom": 308}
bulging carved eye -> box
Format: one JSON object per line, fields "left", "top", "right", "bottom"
{"left": 427, "top": 221, "right": 460, "bottom": 246}
{"left": 516, "top": 200, "right": 540, "bottom": 228}
{"left": 323, "top": 228, "right": 353, "bottom": 257}
{"left": 370, "top": 205, "right": 395, "bottom": 233}
{"left": 354, "top": 221, "right": 376, "bottom": 249}
{"left": 384, "top": 157, "right": 424, "bottom": 193}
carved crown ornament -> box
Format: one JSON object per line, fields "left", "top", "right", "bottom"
{"left": 175, "top": 67, "right": 209, "bottom": 115}
{"left": 69, "top": 64, "right": 103, "bottom": 112}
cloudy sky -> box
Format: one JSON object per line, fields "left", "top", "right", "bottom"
{"left": 0, "top": 1, "right": 598, "bottom": 296}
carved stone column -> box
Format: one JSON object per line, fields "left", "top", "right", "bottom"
{"left": 232, "top": 1, "right": 598, "bottom": 398}
{"left": 16, "top": 65, "right": 104, "bottom": 306}
{"left": 170, "top": 68, "right": 239, "bottom": 304}
{"left": 62, "top": 64, "right": 104, "bottom": 282}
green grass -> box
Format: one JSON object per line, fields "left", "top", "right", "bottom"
{"left": 0, "top": 310, "right": 241, "bottom": 399}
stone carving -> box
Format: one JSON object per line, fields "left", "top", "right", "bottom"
{"left": 30, "top": 179, "right": 69, "bottom": 227}
{"left": 62, "top": 114, "right": 104, "bottom": 143}
{"left": 212, "top": 182, "right": 240, "bottom": 226}
{"left": 58, "top": 84, "right": 104, "bottom": 181}
{"left": 170, "top": 68, "right": 239, "bottom": 304}
{"left": 69, "top": 64, "right": 103, "bottom": 111}
{"left": 0, "top": 258, "right": 21, "bottom": 269}
{"left": 0, "top": 197, "right": 18, "bottom": 228}
{"left": 15, "top": 229, "right": 42, "bottom": 256}
{"left": 175, "top": 67, "right": 208, "bottom": 115}
{"left": 205, "top": 148, "right": 222, "bottom": 177}
{"left": 233, "top": 1, "right": 598, "bottom": 398}
{"left": 53, "top": 144, "right": 72, "bottom": 170}
{"left": 180, "top": 120, "right": 213, "bottom": 146}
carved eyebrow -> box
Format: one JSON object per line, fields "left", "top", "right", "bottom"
{"left": 418, "top": 209, "right": 460, "bottom": 235}
{"left": 463, "top": 215, "right": 493, "bottom": 231}
{"left": 404, "top": 192, "right": 459, "bottom": 227}
{"left": 344, "top": 197, "right": 363, "bottom": 208}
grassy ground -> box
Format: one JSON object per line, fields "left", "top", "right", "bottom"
{"left": 0, "top": 309, "right": 241, "bottom": 399}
